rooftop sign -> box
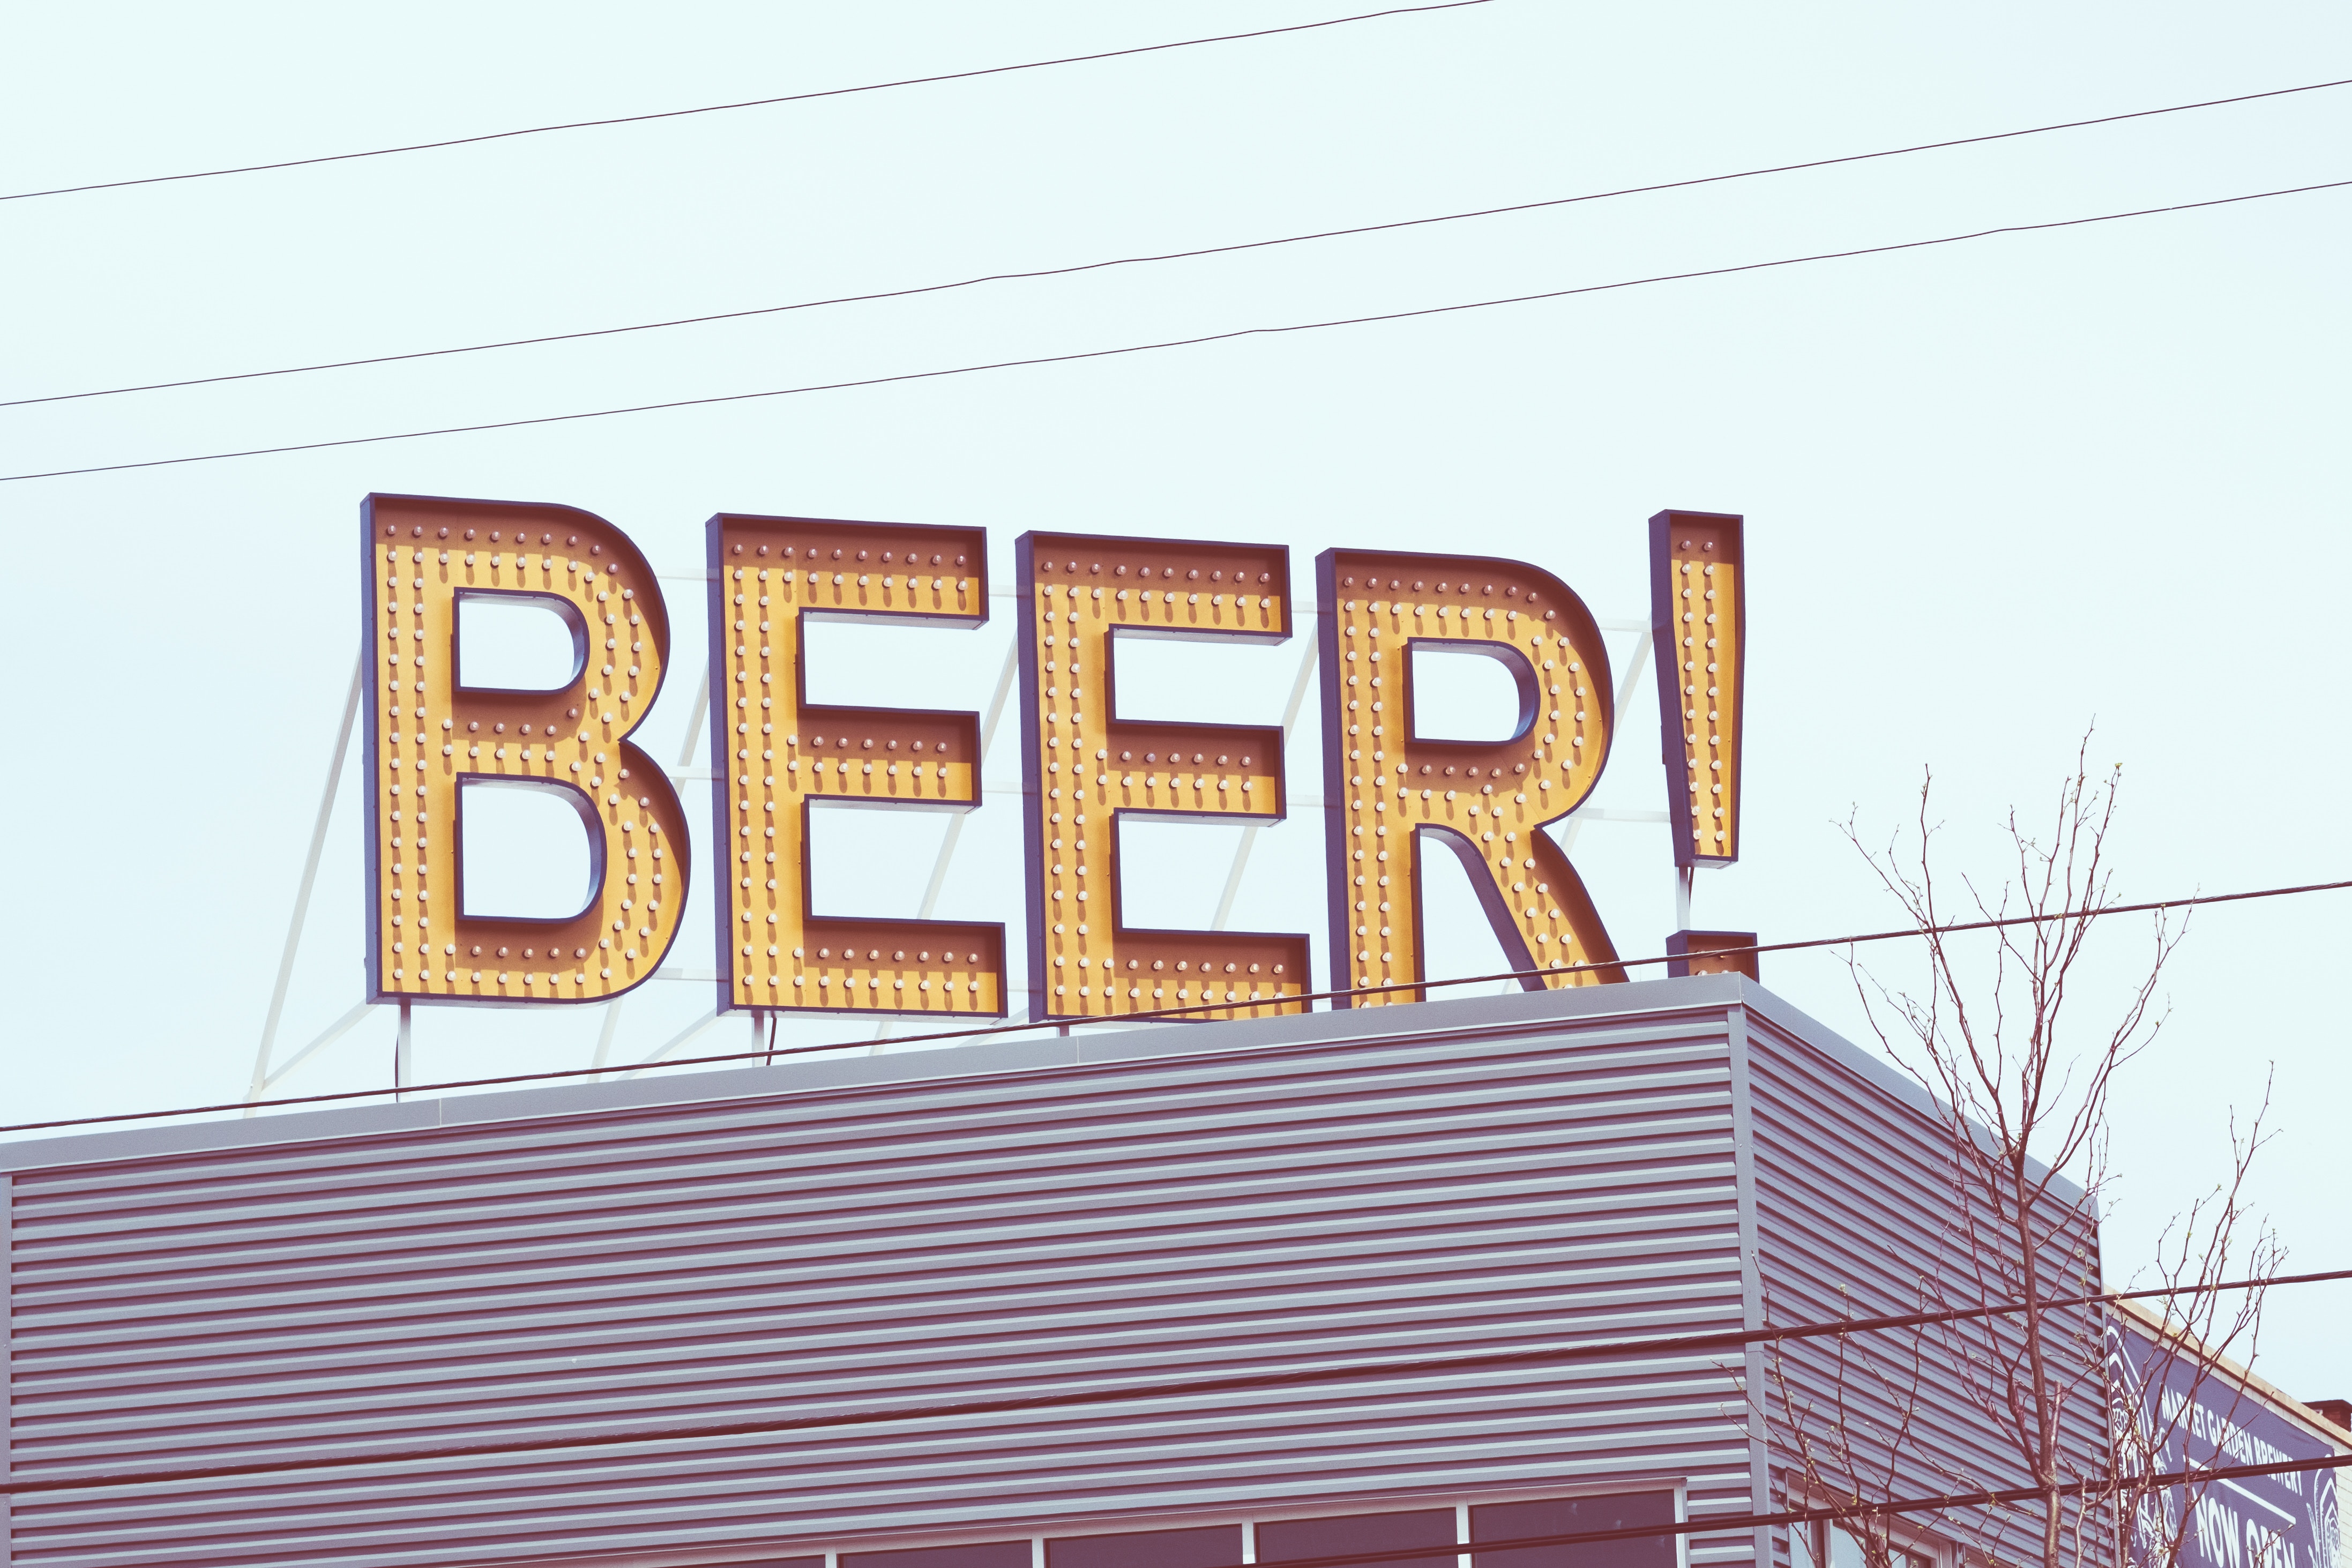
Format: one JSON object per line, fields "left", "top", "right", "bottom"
{"left": 363, "top": 496, "right": 1748, "bottom": 1024}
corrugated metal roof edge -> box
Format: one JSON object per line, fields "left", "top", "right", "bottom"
{"left": 1737, "top": 997, "right": 2090, "bottom": 1211}
{"left": 2, "top": 977, "right": 2070, "bottom": 1210}
{"left": 7, "top": 981, "right": 1737, "bottom": 1173}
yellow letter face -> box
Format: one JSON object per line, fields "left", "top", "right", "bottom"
{"left": 1649, "top": 510, "right": 1745, "bottom": 867}
{"left": 1317, "top": 549, "right": 1626, "bottom": 1007}
{"left": 364, "top": 495, "right": 692, "bottom": 1004}
{"left": 1018, "top": 533, "right": 1309, "bottom": 1022}
{"left": 708, "top": 516, "right": 1005, "bottom": 1017}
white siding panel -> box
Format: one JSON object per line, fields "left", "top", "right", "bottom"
{"left": 1744, "top": 1002, "right": 2108, "bottom": 1568}
{"left": 8, "top": 999, "right": 1756, "bottom": 1568}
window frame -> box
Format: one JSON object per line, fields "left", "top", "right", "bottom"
{"left": 1786, "top": 1497, "right": 1947, "bottom": 1568}
{"left": 761, "top": 1479, "right": 1694, "bottom": 1568}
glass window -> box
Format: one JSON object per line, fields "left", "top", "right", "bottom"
{"left": 828, "top": 1489, "right": 1695, "bottom": 1568}
{"left": 1049, "top": 1525, "right": 1245, "bottom": 1568}
{"left": 1258, "top": 1507, "right": 1459, "bottom": 1568}
{"left": 1827, "top": 1526, "right": 1931, "bottom": 1568}
{"left": 846, "top": 1543, "right": 1032, "bottom": 1568}
{"left": 1470, "top": 1491, "right": 1676, "bottom": 1568}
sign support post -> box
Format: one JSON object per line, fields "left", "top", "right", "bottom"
{"left": 394, "top": 1000, "right": 412, "bottom": 1100}
{"left": 245, "top": 649, "right": 367, "bottom": 1114}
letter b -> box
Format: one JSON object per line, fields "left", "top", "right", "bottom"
{"left": 363, "top": 494, "right": 692, "bottom": 1004}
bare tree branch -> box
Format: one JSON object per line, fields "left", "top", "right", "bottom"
{"left": 1806, "top": 730, "right": 2272, "bottom": 1568}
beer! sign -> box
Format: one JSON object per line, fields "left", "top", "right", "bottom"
{"left": 363, "top": 495, "right": 1748, "bottom": 1024}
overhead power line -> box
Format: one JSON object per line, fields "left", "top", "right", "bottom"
{"left": 4, "top": 874, "right": 2346, "bottom": 1138}
{"left": 7, "top": 73, "right": 2346, "bottom": 410}
{"left": 0, "top": 2, "right": 1492, "bottom": 204}
{"left": 6, "top": 176, "right": 2347, "bottom": 486}
{"left": 4, "top": 1267, "right": 2343, "bottom": 1497}
{"left": 20, "top": 1457, "right": 2349, "bottom": 1529}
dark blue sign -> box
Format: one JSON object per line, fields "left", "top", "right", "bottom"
{"left": 2109, "top": 1318, "right": 2342, "bottom": 1568}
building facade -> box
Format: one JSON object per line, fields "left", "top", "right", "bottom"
{"left": 2, "top": 977, "right": 2104, "bottom": 1568}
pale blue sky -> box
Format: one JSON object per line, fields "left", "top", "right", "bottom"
{"left": 3, "top": 1, "right": 2347, "bottom": 1393}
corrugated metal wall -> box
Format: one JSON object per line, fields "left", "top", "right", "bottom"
{"left": 4, "top": 989, "right": 1760, "bottom": 1568}
{"left": 1743, "top": 1001, "right": 2109, "bottom": 1567}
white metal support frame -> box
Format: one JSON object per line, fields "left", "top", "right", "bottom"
{"left": 601, "top": 637, "right": 721, "bottom": 1074}
{"left": 870, "top": 641, "right": 1022, "bottom": 1048}
{"left": 244, "top": 649, "right": 364, "bottom": 1112}
{"left": 393, "top": 1001, "right": 412, "bottom": 1099}
{"left": 1610, "top": 626, "right": 1654, "bottom": 728}
{"left": 1606, "top": 622, "right": 1703, "bottom": 929}
{"left": 258, "top": 1003, "right": 373, "bottom": 1095}
{"left": 1211, "top": 629, "right": 1319, "bottom": 931}
{"left": 919, "top": 642, "right": 1021, "bottom": 924}
{"left": 247, "top": 573, "right": 1683, "bottom": 1108}
{"left": 1556, "top": 626, "right": 1655, "bottom": 864}
{"left": 587, "top": 1001, "right": 626, "bottom": 1082}
{"left": 671, "top": 664, "right": 711, "bottom": 777}
{"left": 620, "top": 1010, "right": 723, "bottom": 1076}
{"left": 603, "top": 662, "right": 718, "bottom": 1072}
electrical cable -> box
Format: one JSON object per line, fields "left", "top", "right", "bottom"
{"left": 6, "top": 176, "right": 2346, "bottom": 486}
{"left": 2, "top": 1269, "right": 2344, "bottom": 1497}
{"left": 0, "top": 3, "right": 1494, "bottom": 204}
{"left": 3, "top": 873, "right": 2346, "bottom": 1139}
{"left": 8, "top": 72, "right": 2347, "bottom": 410}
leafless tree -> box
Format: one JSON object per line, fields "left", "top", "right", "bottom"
{"left": 1763, "top": 734, "right": 2278, "bottom": 1568}
{"left": 2106, "top": 1092, "right": 2280, "bottom": 1568}
{"left": 1763, "top": 1269, "right": 1941, "bottom": 1568}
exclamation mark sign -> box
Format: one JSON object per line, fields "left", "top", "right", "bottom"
{"left": 1650, "top": 510, "right": 1754, "bottom": 978}
{"left": 1649, "top": 510, "right": 1746, "bottom": 868}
